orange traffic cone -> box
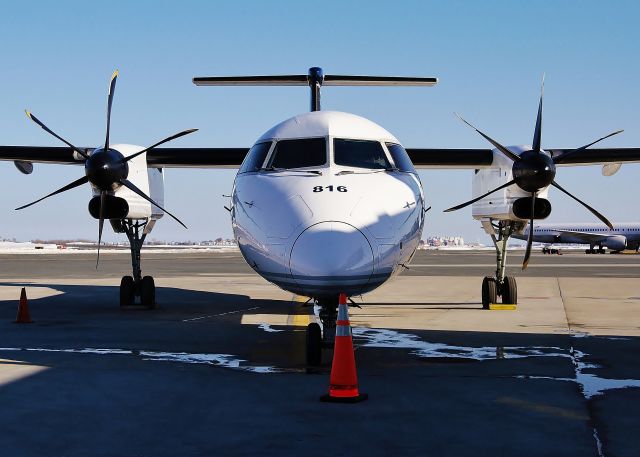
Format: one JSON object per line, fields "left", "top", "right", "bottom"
{"left": 321, "top": 293, "right": 367, "bottom": 403}
{"left": 15, "top": 287, "right": 32, "bottom": 323}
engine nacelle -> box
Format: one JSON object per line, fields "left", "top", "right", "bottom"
{"left": 512, "top": 197, "right": 552, "bottom": 220}
{"left": 88, "top": 195, "right": 129, "bottom": 219}
{"left": 472, "top": 146, "right": 551, "bottom": 222}
{"left": 603, "top": 235, "right": 627, "bottom": 251}
{"left": 89, "top": 144, "right": 165, "bottom": 222}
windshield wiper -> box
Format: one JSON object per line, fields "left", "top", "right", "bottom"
{"left": 335, "top": 166, "right": 399, "bottom": 176}
{"left": 260, "top": 167, "right": 322, "bottom": 175}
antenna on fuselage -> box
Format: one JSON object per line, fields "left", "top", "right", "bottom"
{"left": 193, "top": 67, "right": 438, "bottom": 112}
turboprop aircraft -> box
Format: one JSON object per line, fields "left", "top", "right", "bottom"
{"left": 513, "top": 222, "right": 640, "bottom": 253}
{"left": 1, "top": 67, "right": 640, "bottom": 365}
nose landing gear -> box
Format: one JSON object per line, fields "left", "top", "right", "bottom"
{"left": 305, "top": 296, "right": 338, "bottom": 366}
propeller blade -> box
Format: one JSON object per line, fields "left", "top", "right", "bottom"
{"left": 522, "top": 193, "right": 536, "bottom": 270}
{"left": 552, "top": 129, "right": 624, "bottom": 164}
{"left": 551, "top": 180, "right": 613, "bottom": 229}
{"left": 532, "top": 74, "right": 545, "bottom": 152}
{"left": 454, "top": 113, "right": 521, "bottom": 163}
{"left": 15, "top": 176, "right": 89, "bottom": 210}
{"left": 96, "top": 191, "right": 106, "bottom": 269}
{"left": 122, "top": 128, "right": 199, "bottom": 163}
{"left": 119, "top": 179, "right": 187, "bottom": 229}
{"left": 25, "top": 110, "right": 89, "bottom": 159}
{"left": 105, "top": 70, "right": 118, "bottom": 150}
{"left": 444, "top": 179, "right": 516, "bottom": 213}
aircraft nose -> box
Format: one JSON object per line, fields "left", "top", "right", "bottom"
{"left": 289, "top": 222, "right": 374, "bottom": 294}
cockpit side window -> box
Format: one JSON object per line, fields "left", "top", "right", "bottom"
{"left": 386, "top": 143, "right": 416, "bottom": 173}
{"left": 268, "top": 137, "right": 326, "bottom": 169}
{"left": 333, "top": 139, "right": 391, "bottom": 169}
{"left": 239, "top": 141, "right": 272, "bottom": 173}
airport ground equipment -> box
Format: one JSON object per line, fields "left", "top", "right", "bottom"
{"left": 15, "top": 287, "right": 32, "bottom": 323}
{"left": 320, "top": 293, "right": 367, "bottom": 403}
{"left": 3, "top": 68, "right": 640, "bottom": 360}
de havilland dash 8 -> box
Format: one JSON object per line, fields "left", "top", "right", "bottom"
{"left": 1, "top": 67, "right": 640, "bottom": 365}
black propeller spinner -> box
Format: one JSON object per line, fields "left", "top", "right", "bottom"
{"left": 17, "top": 70, "right": 197, "bottom": 266}
{"left": 444, "top": 77, "right": 622, "bottom": 269}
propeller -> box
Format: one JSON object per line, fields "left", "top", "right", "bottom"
{"left": 445, "top": 76, "right": 621, "bottom": 269}
{"left": 17, "top": 70, "right": 197, "bottom": 267}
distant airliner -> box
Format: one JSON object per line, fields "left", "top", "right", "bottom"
{"left": 513, "top": 222, "right": 640, "bottom": 254}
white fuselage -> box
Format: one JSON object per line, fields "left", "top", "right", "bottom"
{"left": 514, "top": 222, "right": 640, "bottom": 250}
{"left": 230, "top": 111, "right": 425, "bottom": 298}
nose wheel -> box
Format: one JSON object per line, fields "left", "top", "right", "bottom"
{"left": 306, "top": 323, "right": 322, "bottom": 366}
{"left": 305, "top": 296, "right": 339, "bottom": 366}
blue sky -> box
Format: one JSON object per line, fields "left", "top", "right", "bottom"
{"left": 0, "top": 0, "right": 638, "bottom": 243}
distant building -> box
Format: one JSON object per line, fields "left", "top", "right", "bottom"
{"left": 422, "top": 235, "right": 465, "bottom": 248}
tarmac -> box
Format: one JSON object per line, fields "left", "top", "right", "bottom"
{"left": 0, "top": 249, "right": 638, "bottom": 457}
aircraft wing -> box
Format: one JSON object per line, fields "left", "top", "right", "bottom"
{"left": 0, "top": 146, "right": 494, "bottom": 169}
{"left": 406, "top": 147, "right": 640, "bottom": 168}
{"left": 548, "top": 148, "right": 640, "bottom": 166}
{"left": 406, "top": 149, "right": 493, "bottom": 168}
{"left": 0, "top": 146, "right": 86, "bottom": 165}
{"left": 3, "top": 145, "right": 640, "bottom": 171}
{"left": 149, "top": 146, "right": 640, "bottom": 168}
{"left": 551, "top": 230, "right": 612, "bottom": 243}
{"left": 0, "top": 146, "right": 251, "bottom": 171}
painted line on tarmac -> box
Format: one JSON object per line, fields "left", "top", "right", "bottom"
{"left": 0, "top": 347, "right": 280, "bottom": 374}
{"left": 182, "top": 306, "right": 261, "bottom": 322}
{"left": 409, "top": 263, "right": 640, "bottom": 268}
{"left": 353, "top": 327, "right": 640, "bottom": 399}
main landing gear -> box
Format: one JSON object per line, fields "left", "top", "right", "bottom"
{"left": 306, "top": 296, "right": 338, "bottom": 366}
{"left": 115, "top": 220, "right": 156, "bottom": 309}
{"left": 483, "top": 221, "right": 519, "bottom": 309}
{"left": 585, "top": 245, "right": 606, "bottom": 254}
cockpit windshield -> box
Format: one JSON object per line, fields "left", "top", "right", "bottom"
{"left": 386, "top": 143, "right": 416, "bottom": 173}
{"left": 268, "top": 137, "right": 326, "bottom": 169}
{"left": 239, "top": 141, "right": 271, "bottom": 173}
{"left": 334, "top": 138, "right": 391, "bottom": 169}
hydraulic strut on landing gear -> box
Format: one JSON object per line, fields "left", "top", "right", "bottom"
{"left": 305, "top": 296, "right": 338, "bottom": 366}
{"left": 483, "top": 221, "right": 519, "bottom": 309}
{"left": 117, "top": 219, "right": 155, "bottom": 309}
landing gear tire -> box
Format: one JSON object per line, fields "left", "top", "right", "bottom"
{"left": 501, "top": 276, "right": 518, "bottom": 305}
{"left": 140, "top": 276, "right": 156, "bottom": 309}
{"left": 482, "top": 276, "right": 497, "bottom": 310}
{"left": 306, "top": 323, "right": 322, "bottom": 366}
{"left": 120, "top": 276, "right": 134, "bottom": 307}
